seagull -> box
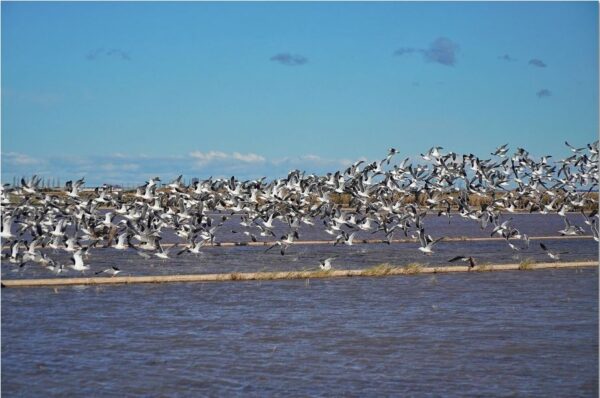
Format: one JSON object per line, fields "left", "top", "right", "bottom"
{"left": 265, "top": 231, "right": 299, "bottom": 255}
{"left": 95, "top": 266, "right": 121, "bottom": 277}
{"left": 539, "top": 242, "right": 568, "bottom": 261}
{"left": 69, "top": 248, "right": 90, "bottom": 272}
{"left": 417, "top": 228, "right": 443, "bottom": 255}
{"left": 333, "top": 230, "right": 356, "bottom": 246}
{"left": 154, "top": 240, "right": 177, "bottom": 260}
{"left": 1, "top": 140, "right": 597, "bottom": 272}
{"left": 448, "top": 256, "right": 476, "bottom": 268}
{"left": 1, "top": 215, "right": 14, "bottom": 239}
{"left": 45, "top": 263, "right": 66, "bottom": 275}
{"left": 565, "top": 141, "right": 585, "bottom": 153}
{"left": 319, "top": 256, "right": 337, "bottom": 270}
{"left": 557, "top": 217, "right": 585, "bottom": 236}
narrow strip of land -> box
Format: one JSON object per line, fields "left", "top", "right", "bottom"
{"left": 2, "top": 260, "right": 596, "bottom": 288}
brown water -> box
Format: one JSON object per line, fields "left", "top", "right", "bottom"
{"left": 2, "top": 268, "right": 598, "bottom": 396}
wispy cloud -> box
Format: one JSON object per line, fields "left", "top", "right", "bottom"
{"left": 86, "top": 48, "right": 131, "bottom": 61}
{"left": 189, "top": 151, "right": 266, "bottom": 166}
{"left": 1, "top": 151, "right": 357, "bottom": 186}
{"left": 3, "top": 152, "right": 42, "bottom": 166}
{"left": 536, "top": 89, "right": 552, "bottom": 98}
{"left": 498, "top": 54, "right": 517, "bottom": 62}
{"left": 394, "top": 37, "right": 459, "bottom": 66}
{"left": 528, "top": 58, "right": 547, "bottom": 68}
{"left": 270, "top": 53, "right": 308, "bottom": 66}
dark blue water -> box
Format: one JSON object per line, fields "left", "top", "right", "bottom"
{"left": 2, "top": 268, "right": 598, "bottom": 396}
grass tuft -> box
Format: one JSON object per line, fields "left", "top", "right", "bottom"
{"left": 230, "top": 272, "right": 242, "bottom": 281}
{"left": 362, "top": 263, "right": 395, "bottom": 276}
{"left": 404, "top": 263, "right": 424, "bottom": 274}
{"left": 310, "top": 270, "right": 334, "bottom": 278}
{"left": 519, "top": 258, "right": 537, "bottom": 270}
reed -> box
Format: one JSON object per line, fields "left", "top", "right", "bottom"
{"left": 404, "top": 263, "right": 424, "bottom": 274}
{"left": 518, "top": 258, "right": 536, "bottom": 270}
{"left": 362, "top": 263, "right": 395, "bottom": 276}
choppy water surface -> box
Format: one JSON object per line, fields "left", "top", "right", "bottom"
{"left": 2, "top": 214, "right": 598, "bottom": 396}
{"left": 1, "top": 213, "right": 598, "bottom": 279}
{"left": 2, "top": 269, "right": 598, "bottom": 396}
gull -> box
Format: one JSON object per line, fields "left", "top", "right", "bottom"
{"left": 177, "top": 239, "right": 207, "bottom": 256}
{"left": 557, "top": 217, "right": 585, "bottom": 236}
{"left": 334, "top": 230, "right": 356, "bottom": 246}
{"left": 265, "top": 231, "right": 299, "bottom": 255}
{"left": 66, "top": 178, "right": 85, "bottom": 198}
{"left": 1, "top": 214, "right": 15, "bottom": 239}
{"left": 69, "top": 248, "right": 90, "bottom": 272}
{"left": 417, "top": 228, "right": 443, "bottom": 255}
{"left": 1, "top": 141, "right": 597, "bottom": 274}
{"left": 448, "top": 256, "right": 476, "bottom": 268}
{"left": 565, "top": 141, "right": 585, "bottom": 153}
{"left": 63, "top": 236, "right": 81, "bottom": 253}
{"left": 111, "top": 232, "right": 134, "bottom": 250}
{"left": 491, "top": 144, "right": 509, "bottom": 157}
{"left": 154, "top": 240, "right": 177, "bottom": 259}
{"left": 319, "top": 256, "right": 337, "bottom": 270}
{"left": 95, "top": 266, "right": 121, "bottom": 277}
{"left": 45, "top": 263, "right": 66, "bottom": 275}
{"left": 21, "top": 175, "right": 41, "bottom": 194}
{"left": 1, "top": 240, "right": 23, "bottom": 264}
{"left": 385, "top": 148, "right": 398, "bottom": 165}
{"left": 50, "top": 219, "right": 68, "bottom": 238}
{"left": 539, "top": 242, "right": 568, "bottom": 261}
{"left": 491, "top": 219, "right": 512, "bottom": 237}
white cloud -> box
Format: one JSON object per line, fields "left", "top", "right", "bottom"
{"left": 1, "top": 150, "right": 369, "bottom": 186}
{"left": 232, "top": 152, "right": 266, "bottom": 163}
{"left": 190, "top": 150, "right": 265, "bottom": 165}
{"left": 3, "top": 152, "right": 42, "bottom": 166}
{"left": 189, "top": 150, "right": 229, "bottom": 165}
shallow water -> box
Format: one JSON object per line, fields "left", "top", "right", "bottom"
{"left": 2, "top": 268, "right": 598, "bottom": 396}
{"left": 2, "top": 213, "right": 597, "bottom": 280}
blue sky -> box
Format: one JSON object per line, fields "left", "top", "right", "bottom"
{"left": 2, "top": 1, "right": 598, "bottom": 185}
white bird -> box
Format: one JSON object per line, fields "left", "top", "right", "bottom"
{"left": 417, "top": 228, "right": 443, "bottom": 255}
{"left": 69, "top": 248, "right": 90, "bottom": 272}
{"left": 540, "top": 242, "right": 568, "bottom": 260}
{"left": 95, "top": 266, "right": 121, "bottom": 277}
{"left": 319, "top": 256, "right": 337, "bottom": 270}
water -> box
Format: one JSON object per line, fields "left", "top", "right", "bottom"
{"left": 2, "top": 269, "right": 598, "bottom": 396}
{"left": 1, "top": 213, "right": 598, "bottom": 280}
{"left": 2, "top": 214, "right": 598, "bottom": 396}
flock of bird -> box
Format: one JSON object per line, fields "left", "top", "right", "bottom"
{"left": 1, "top": 141, "right": 598, "bottom": 275}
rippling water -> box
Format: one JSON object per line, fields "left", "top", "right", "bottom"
{"left": 1, "top": 213, "right": 598, "bottom": 280}
{"left": 2, "top": 269, "right": 598, "bottom": 396}
{"left": 2, "top": 214, "right": 598, "bottom": 396}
